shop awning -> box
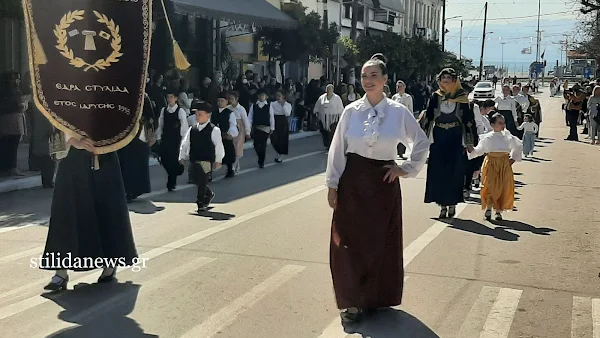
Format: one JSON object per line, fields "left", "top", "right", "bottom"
{"left": 170, "top": 0, "right": 297, "bottom": 29}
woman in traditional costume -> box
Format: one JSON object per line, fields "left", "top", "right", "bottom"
{"left": 494, "top": 85, "right": 519, "bottom": 137}
{"left": 42, "top": 133, "right": 138, "bottom": 291}
{"left": 422, "top": 68, "right": 477, "bottom": 218}
{"left": 314, "top": 84, "right": 344, "bottom": 149}
{"left": 118, "top": 93, "right": 155, "bottom": 202}
{"left": 468, "top": 113, "right": 523, "bottom": 221}
{"left": 270, "top": 90, "right": 292, "bottom": 163}
{"left": 325, "top": 53, "right": 430, "bottom": 323}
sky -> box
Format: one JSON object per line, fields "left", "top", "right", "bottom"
{"left": 443, "top": 0, "right": 590, "bottom": 68}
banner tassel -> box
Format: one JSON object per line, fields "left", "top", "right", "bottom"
{"left": 25, "top": 3, "right": 47, "bottom": 65}
{"left": 160, "top": 0, "right": 190, "bottom": 71}
{"left": 93, "top": 155, "right": 100, "bottom": 171}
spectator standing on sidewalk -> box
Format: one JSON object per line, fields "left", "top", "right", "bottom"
{"left": 314, "top": 84, "right": 344, "bottom": 149}
{"left": 0, "top": 71, "right": 27, "bottom": 177}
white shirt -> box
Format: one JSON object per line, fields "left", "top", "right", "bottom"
{"left": 178, "top": 92, "right": 192, "bottom": 115}
{"left": 473, "top": 104, "right": 493, "bottom": 135}
{"left": 467, "top": 130, "right": 523, "bottom": 162}
{"left": 178, "top": 122, "right": 225, "bottom": 163}
{"left": 228, "top": 104, "right": 251, "bottom": 135}
{"left": 514, "top": 93, "right": 530, "bottom": 113}
{"left": 315, "top": 94, "right": 344, "bottom": 130}
{"left": 517, "top": 121, "right": 539, "bottom": 133}
{"left": 494, "top": 96, "right": 518, "bottom": 122}
{"left": 391, "top": 92, "right": 414, "bottom": 113}
{"left": 248, "top": 101, "right": 275, "bottom": 131}
{"left": 218, "top": 107, "right": 239, "bottom": 138}
{"left": 156, "top": 105, "right": 189, "bottom": 140}
{"left": 270, "top": 100, "right": 292, "bottom": 117}
{"left": 325, "top": 94, "right": 430, "bottom": 189}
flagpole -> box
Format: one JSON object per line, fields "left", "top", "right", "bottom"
{"left": 535, "top": 0, "right": 541, "bottom": 63}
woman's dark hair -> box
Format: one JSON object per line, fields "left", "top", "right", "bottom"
{"left": 482, "top": 99, "right": 496, "bottom": 109}
{"left": 525, "top": 113, "right": 533, "bottom": 121}
{"left": 363, "top": 53, "right": 388, "bottom": 75}
{"left": 489, "top": 112, "right": 505, "bottom": 124}
{"left": 229, "top": 91, "right": 239, "bottom": 99}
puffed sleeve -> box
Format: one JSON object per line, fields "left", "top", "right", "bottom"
{"left": 325, "top": 108, "right": 351, "bottom": 189}
{"left": 509, "top": 135, "right": 523, "bottom": 162}
{"left": 156, "top": 107, "right": 165, "bottom": 140}
{"left": 212, "top": 126, "right": 225, "bottom": 163}
{"left": 228, "top": 111, "right": 239, "bottom": 138}
{"left": 399, "top": 106, "right": 430, "bottom": 178}
{"left": 467, "top": 134, "right": 489, "bottom": 159}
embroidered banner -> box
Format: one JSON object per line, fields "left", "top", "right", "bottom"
{"left": 22, "top": 0, "right": 152, "bottom": 153}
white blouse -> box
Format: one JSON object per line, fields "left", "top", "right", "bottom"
{"left": 315, "top": 93, "right": 344, "bottom": 130}
{"left": 228, "top": 104, "right": 251, "bottom": 135}
{"left": 494, "top": 96, "right": 518, "bottom": 122}
{"left": 514, "top": 94, "right": 530, "bottom": 113}
{"left": 156, "top": 105, "right": 189, "bottom": 140}
{"left": 391, "top": 93, "right": 414, "bottom": 113}
{"left": 473, "top": 104, "right": 493, "bottom": 135}
{"left": 467, "top": 130, "right": 523, "bottom": 162}
{"left": 270, "top": 101, "right": 292, "bottom": 117}
{"left": 517, "top": 121, "right": 539, "bottom": 133}
{"left": 325, "top": 94, "right": 430, "bottom": 189}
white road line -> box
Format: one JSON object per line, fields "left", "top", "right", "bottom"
{"left": 572, "top": 296, "right": 593, "bottom": 338}
{"left": 0, "top": 150, "right": 325, "bottom": 234}
{"left": 480, "top": 288, "right": 522, "bottom": 338}
{"left": 35, "top": 256, "right": 216, "bottom": 338}
{"left": 593, "top": 298, "right": 600, "bottom": 338}
{"left": 0, "top": 185, "right": 325, "bottom": 321}
{"left": 317, "top": 277, "right": 411, "bottom": 338}
{"left": 316, "top": 204, "right": 468, "bottom": 338}
{"left": 457, "top": 286, "right": 501, "bottom": 338}
{"left": 0, "top": 247, "right": 42, "bottom": 265}
{"left": 180, "top": 264, "right": 306, "bottom": 338}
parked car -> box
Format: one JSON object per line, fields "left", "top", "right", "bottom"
{"left": 473, "top": 81, "right": 495, "bottom": 99}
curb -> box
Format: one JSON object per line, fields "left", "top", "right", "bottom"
{"left": 0, "top": 131, "right": 320, "bottom": 194}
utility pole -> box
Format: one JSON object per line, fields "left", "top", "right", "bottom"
{"left": 337, "top": 0, "right": 343, "bottom": 85}
{"left": 441, "top": 0, "right": 446, "bottom": 51}
{"left": 535, "top": 0, "right": 541, "bottom": 62}
{"left": 478, "top": 2, "right": 488, "bottom": 80}
{"left": 501, "top": 42, "right": 506, "bottom": 75}
{"left": 459, "top": 20, "right": 463, "bottom": 60}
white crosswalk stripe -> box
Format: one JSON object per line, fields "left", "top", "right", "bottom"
{"left": 480, "top": 288, "right": 522, "bottom": 338}
{"left": 180, "top": 264, "right": 306, "bottom": 338}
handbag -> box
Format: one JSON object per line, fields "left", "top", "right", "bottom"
{"left": 49, "top": 128, "right": 68, "bottom": 161}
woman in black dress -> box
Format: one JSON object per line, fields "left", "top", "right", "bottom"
{"left": 422, "top": 68, "right": 477, "bottom": 218}
{"left": 118, "top": 93, "right": 155, "bottom": 202}
{"left": 42, "top": 133, "right": 138, "bottom": 291}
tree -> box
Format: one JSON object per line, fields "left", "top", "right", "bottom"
{"left": 254, "top": 2, "right": 339, "bottom": 78}
{"left": 574, "top": 0, "right": 600, "bottom": 70}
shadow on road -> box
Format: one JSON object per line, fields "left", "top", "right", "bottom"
{"left": 127, "top": 200, "right": 165, "bottom": 215}
{"left": 42, "top": 281, "right": 157, "bottom": 338}
{"left": 189, "top": 210, "right": 235, "bottom": 221}
{"left": 491, "top": 220, "right": 557, "bottom": 235}
{"left": 439, "top": 218, "right": 520, "bottom": 241}
{"left": 343, "top": 308, "right": 440, "bottom": 337}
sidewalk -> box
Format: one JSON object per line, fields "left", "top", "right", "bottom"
{"left": 0, "top": 131, "right": 320, "bottom": 194}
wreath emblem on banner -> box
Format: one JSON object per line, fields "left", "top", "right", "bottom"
{"left": 53, "top": 10, "right": 123, "bottom": 72}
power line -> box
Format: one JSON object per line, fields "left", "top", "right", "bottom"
{"left": 460, "top": 11, "right": 568, "bottom": 21}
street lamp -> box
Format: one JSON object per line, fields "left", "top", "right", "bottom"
{"left": 442, "top": 15, "right": 461, "bottom": 52}
{"left": 500, "top": 42, "right": 506, "bottom": 75}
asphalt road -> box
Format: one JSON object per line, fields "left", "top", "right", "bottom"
{"left": 0, "top": 86, "right": 599, "bottom": 338}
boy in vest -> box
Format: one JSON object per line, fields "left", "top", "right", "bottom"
{"left": 179, "top": 101, "right": 225, "bottom": 213}
{"left": 248, "top": 89, "right": 274, "bottom": 168}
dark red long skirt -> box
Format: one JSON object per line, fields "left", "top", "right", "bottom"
{"left": 330, "top": 153, "right": 404, "bottom": 310}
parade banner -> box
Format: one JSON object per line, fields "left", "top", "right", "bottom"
{"left": 22, "top": 0, "right": 152, "bottom": 154}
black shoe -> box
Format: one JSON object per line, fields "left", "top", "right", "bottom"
{"left": 204, "top": 191, "right": 216, "bottom": 206}
{"left": 259, "top": 163, "right": 265, "bottom": 168}
{"left": 439, "top": 207, "right": 448, "bottom": 219}
{"left": 275, "top": 158, "right": 283, "bottom": 163}
{"left": 42, "top": 183, "right": 54, "bottom": 189}
{"left": 340, "top": 308, "right": 363, "bottom": 324}
{"left": 448, "top": 205, "right": 456, "bottom": 218}
{"left": 484, "top": 209, "right": 492, "bottom": 221}
{"left": 197, "top": 205, "right": 208, "bottom": 213}
{"left": 43, "top": 275, "right": 68, "bottom": 291}
{"left": 225, "top": 171, "right": 235, "bottom": 178}
{"left": 97, "top": 269, "right": 117, "bottom": 283}
{"left": 495, "top": 212, "right": 503, "bottom": 221}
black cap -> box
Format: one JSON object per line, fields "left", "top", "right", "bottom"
{"left": 191, "top": 100, "right": 212, "bottom": 114}
{"left": 257, "top": 88, "right": 268, "bottom": 96}
{"left": 437, "top": 68, "right": 457, "bottom": 79}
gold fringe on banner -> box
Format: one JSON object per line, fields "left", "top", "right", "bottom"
{"left": 160, "top": 0, "right": 190, "bottom": 70}
{"left": 24, "top": 2, "right": 47, "bottom": 65}
{"left": 93, "top": 155, "right": 100, "bottom": 170}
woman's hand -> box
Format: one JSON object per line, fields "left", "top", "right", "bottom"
{"left": 383, "top": 164, "right": 408, "bottom": 183}
{"left": 327, "top": 188, "right": 337, "bottom": 209}
{"left": 69, "top": 137, "right": 96, "bottom": 154}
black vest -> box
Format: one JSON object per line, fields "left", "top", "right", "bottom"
{"left": 252, "top": 103, "right": 270, "bottom": 127}
{"left": 190, "top": 123, "right": 216, "bottom": 162}
{"left": 211, "top": 107, "right": 233, "bottom": 133}
{"left": 163, "top": 105, "right": 181, "bottom": 139}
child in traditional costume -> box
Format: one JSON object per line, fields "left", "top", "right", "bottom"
{"left": 517, "top": 114, "right": 538, "bottom": 157}
{"left": 468, "top": 113, "right": 523, "bottom": 221}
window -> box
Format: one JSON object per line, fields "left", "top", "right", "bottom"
{"left": 343, "top": 3, "right": 364, "bottom": 22}
{"left": 357, "top": 4, "right": 364, "bottom": 22}
{"left": 344, "top": 4, "right": 351, "bottom": 19}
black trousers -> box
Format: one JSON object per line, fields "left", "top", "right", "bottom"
{"left": 465, "top": 156, "right": 483, "bottom": 191}
{"left": 0, "top": 135, "right": 20, "bottom": 171}
{"left": 191, "top": 161, "right": 213, "bottom": 208}
{"left": 253, "top": 129, "right": 269, "bottom": 166}
{"left": 567, "top": 110, "right": 580, "bottom": 140}
{"left": 39, "top": 155, "right": 56, "bottom": 186}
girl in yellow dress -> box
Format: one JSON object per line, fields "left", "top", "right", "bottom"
{"left": 467, "top": 113, "right": 523, "bottom": 221}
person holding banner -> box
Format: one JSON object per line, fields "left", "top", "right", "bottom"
{"left": 157, "top": 90, "right": 189, "bottom": 191}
